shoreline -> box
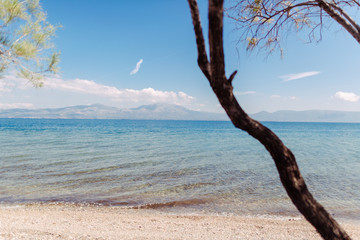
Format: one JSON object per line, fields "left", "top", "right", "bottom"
{"left": 1, "top": 204, "right": 359, "bottom": 240}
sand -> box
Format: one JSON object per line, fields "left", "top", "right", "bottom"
{"left": 0, "top": 204, "right": 359, "bottom": 240}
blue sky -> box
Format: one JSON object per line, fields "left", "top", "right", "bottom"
{"left": 1, "top": 0, "right": 359, "bottom": 114}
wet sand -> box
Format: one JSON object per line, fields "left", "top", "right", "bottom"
{"left": 0, "top": 204, "right": 359, "bottom": 240}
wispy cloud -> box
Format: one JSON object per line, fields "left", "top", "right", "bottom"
{"left": 270, "top": 95, "right": 297, "bottom": 100}
{"left": 234, "top": 91, "right": 256, "bottom": 96}
{"left": 334, "top": 91, "right": 360, "bottom": 102}
{"left": 280, "top": 71, "right": 320, "bottom": 82}
{"left": 130, "top": 59, "right": 144, "bottom": 75}
{"left": 0, "top": 78, "right": 16, "bottom": 92}
{"left": 270, "top": 95, "right": 282, "bottom": 99}
{"left": 0, "top": 103, "right": 34, "bottom": 109}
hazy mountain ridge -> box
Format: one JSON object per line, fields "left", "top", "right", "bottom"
{"left": 1, "top": 104, "right": 360, "bottom": 122}
{"left": 0, "top": 104, "right": 228, "bottom": 121}
{"left": 252, "top": 110, "right": 360, "bottom": 123}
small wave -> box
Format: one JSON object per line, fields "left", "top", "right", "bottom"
{"left": 132, "top": 199, "right": 206, "bottom": 209}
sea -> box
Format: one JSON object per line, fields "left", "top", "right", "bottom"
{"left": 0, "top": 119, "right": 359, "bottom": 221}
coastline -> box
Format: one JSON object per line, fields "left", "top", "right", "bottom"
{"left": 1, "top": 204, "right": 359, "bottom": 240}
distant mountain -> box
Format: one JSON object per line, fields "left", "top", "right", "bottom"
{"left": 251, "top": 110, "right": 360, "bottom": 123}
{"left": 0, "top": 103, "right": 228, "bottom": 121}
{"left": 2, "top": 105, "right": 360, "bottom": 122}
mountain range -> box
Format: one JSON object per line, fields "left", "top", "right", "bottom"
{"left": 1, "top": 104, "right": 360, "bottom": 122}
{"left": 0, "top": 104, "right": 228, "bottom": 121}
{"left": 251, "top": 110, "right": 360, "bottom": 123}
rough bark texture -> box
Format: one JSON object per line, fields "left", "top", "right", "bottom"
{"left": 187, "top": 0, "right": 352, "bottom": 239}
{"left": 316, "top": 0, "right": 360, "bottom": 45}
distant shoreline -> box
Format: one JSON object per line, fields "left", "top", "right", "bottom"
{"left": 1, "top": 104, "right": 360, "bottom": 122}
{"left": 2, "top": 118, "right": 360, "bottom": 124}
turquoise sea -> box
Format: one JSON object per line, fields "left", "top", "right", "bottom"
{"left": 0, "top": 119, "right": 359, "bottom": 221}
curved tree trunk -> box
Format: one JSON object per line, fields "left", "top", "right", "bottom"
{"left": 315, "top": 0, "right": 360, "bottom": 45}
{"left": 187, "top": 0, "right": 351, "bottom": 239}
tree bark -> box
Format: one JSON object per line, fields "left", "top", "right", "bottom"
{"left": 187, "top": 0, "right": 351, "bottom": 239}
{"left": 315, "top": 0, "right": 360, "bottom": 45}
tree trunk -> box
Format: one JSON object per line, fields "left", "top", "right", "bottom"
{"left": 316, "top": 0, "right": 360, "bottom": 45}
{"left": 187, "top": 0, "right": 351, "bottom": 239}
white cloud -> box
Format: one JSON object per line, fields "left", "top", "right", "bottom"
{"left": 270, "top": 95, "right": 282, "bottom": 99}
{"left": 130, "top": 59, "right": 144, "bottom": 75}
{"left": 0, "top": 74, "right": 34, "bottom": 91}
{"left": 270, "top": 95, "right": 297, "bottom": 100}
{"left": 280, "top": 71, "right": 320, "bottom": 82}
{"left": 44, "top": 77, "right": 194, "bottom": 104}
{"left": 44, "top": 78, "right": 122, "bottom": 97}
{"left": 0, "top": 83, "right": 11, "bottom": 93}
{"left": 0, "top": 103, "right": 34, "bottom": 109}
{"left": 178, "top": 91, "right": 195, "bottom": 101}
{"left": 0, "top": 77, "right": 18, "bottom": 92}
{"left": 235, "top": 91, "right": 256, "bottom": 96}
{"left": 2, "top": 74, "right": 195, "bottom": 107}
{"left": 334, "top": 91, "right": 360, "bottom": 102}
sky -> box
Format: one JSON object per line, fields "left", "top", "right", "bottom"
{"left": 1, "top": 0, "right": 360, "bottom": 114}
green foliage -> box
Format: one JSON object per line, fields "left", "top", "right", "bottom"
{"left": 0, "top": 0, "right": 26, "bottom": 24}
{"left": 47, "top": 52, "right": 60, "bottom": 72}
{"left": 13, "top": 40, "right": 37, "bottom": 58}
{"left": 249, "top": 0, "right": 262, "bottom": 14}
{"left": 0, "top": 0, "right": 59, "bottom": 86}
{"left": 246, "top": 37, "right": 258, "bottom": 50}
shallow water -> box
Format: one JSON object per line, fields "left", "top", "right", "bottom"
{"left": 0, "top": 119, "right": 359, "bottom": 220}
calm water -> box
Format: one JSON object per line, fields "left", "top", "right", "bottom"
{"left": 0, "top": 119, "right": 359, "bottom": 220}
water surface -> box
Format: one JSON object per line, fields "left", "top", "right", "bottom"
{"left": 0, "top": 119, "right": 359, "bottom": 220}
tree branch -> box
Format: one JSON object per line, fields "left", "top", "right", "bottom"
{"left": 316, "top": 0, "right": 360, "bottom": 44}
{"left": 328, "top": 1, "right": 360, "bottom": 33}
{"left": 188, "top": 0, "right": 352, "bottom": 239}
{"left": 352, "top": 0, "right": 360, "bottom": 7}
{"left": 187, "top": 0, "right": 211, "bottom": 80}
{"left": 228, "top": 70, "right": 237, "bottom": 83}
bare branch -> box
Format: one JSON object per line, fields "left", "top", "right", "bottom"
{"left": 328, "top": 1, "right": 360, "bottom": 32}
{"left": 226, "top": 0, "right": 360, "bottom": 54}
{"left": 226, "top": 0, "right": 321, "bottom": 52}
{"left": 187, "top": 0, "right": 211, "bottom": 80}
{"left": 316, "top": 0, "right": 360, "bottom": 44}
{"left": 228, "top": 70, "right": 237, "bottom": 83}
{"left": 353, "top": 0, "right": 360, "bottom": 7}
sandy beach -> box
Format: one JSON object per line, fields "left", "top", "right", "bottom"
{"left": 0, "top": 204, "right": 359, "bottom": 240}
